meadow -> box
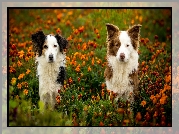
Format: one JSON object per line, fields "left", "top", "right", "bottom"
{"left": 8, "top": 8, "right": 171, "bottom": 127}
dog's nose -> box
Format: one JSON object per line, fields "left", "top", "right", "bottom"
{"left": 49, "top": 54, "right": 53, "bottom": 61}
{"left": 120, "top": 53, "right": 125, "bottom": 60}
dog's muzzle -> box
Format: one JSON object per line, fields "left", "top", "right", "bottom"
{"left": 119, "top": 53, "right": 125, "bottom": 61}
{"left": 49, "top": 54, "right": 54, "bottom": 62}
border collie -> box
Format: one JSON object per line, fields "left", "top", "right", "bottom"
{"left": 104, "top": 23, "right": 141, "bottom": 104}
{"left": 31, "top": 31, "right": 68, "bottom": 109}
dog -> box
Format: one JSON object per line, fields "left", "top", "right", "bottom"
{"left": 104, "top": 23, "right": 141, "bottom": 105}
{"left": 31, "top": 30, "right": 68, "bottom": 110}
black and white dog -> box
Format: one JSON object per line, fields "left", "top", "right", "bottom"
{"left": 31, "top": 31, "right": 68, "bottom": 109}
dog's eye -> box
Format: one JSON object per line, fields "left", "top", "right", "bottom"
{"left": 44, "top": 45, "right": 48, "bottom": 49}
{"left": 127, "top": 44, "right": 129, "bottom": 47}
{"left": 54, "top": 45, "right": 57, "bottom": 47}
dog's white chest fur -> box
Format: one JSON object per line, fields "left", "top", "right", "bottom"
{"left": 36, "top": 53, "right": 65, "bottom": 96}
{"left": 106, "top": 53, "right": 138, "bottom": 97}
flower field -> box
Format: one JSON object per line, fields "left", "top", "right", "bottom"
{"left": 8, "top": 8, "right": 172, "bottom": 126}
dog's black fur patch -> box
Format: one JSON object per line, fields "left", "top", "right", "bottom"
{"left": 31, "top": 31, "right": 46, "bottom": 56}
{"left": 56, "top": 66, "right": 66, "bottom": 85}
{"left": 55, "top": 34, "right": 68, "bottom": 53}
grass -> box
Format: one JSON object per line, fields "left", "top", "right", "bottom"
{"left": 8, "top": 8, "right": 171, "bottom": 126}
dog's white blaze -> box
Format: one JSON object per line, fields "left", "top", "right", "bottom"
{"left": 45, "top": 35, "right": 59, "bottom": 62}
{"left": 116, "top": 31, "right": 133, "bottom": 62}
{"left": 106, "top": 31, "right": 139, "bottom": 100}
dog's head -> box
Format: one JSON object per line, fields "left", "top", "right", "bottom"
{"left": 31, "top": 31, "right": 68, "bottom": 63}
{"left": 106, "top": 23, "right": 141, "bottom": 62}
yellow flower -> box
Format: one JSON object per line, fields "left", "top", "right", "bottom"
{"left": 26, "top": 69, "right": 31, "bottom": 75}
{"left": 11, "top": 77, "right": 17, "bottom": 86}
{"left": 97, "top": 59, "right": 101, "bottom": 64}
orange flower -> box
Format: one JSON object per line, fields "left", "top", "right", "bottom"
{"left": 17, "top": 60, "right": 22, "bottom": 67}
{"left": 164, "top": 84, "right": 171, "bottom": 91}
{"left": 153, "top": 97, "right": 157, "bottom": 104}
{"left": 160, "top": 96, "right": 167, "bottom": 105}
{"left": 71, "top": 60, "right": 77, "bottom": 66}
{"left": 94, "top": 28, "right": 99, "bottom": 34}
{"left": 18, "top": 73, "right": 25, "bottom": 80}
{"left": 88, "top": 66, "right": 91, "bottom": 72}
{"left": 165, "top": 75, "right": 171, "bottom": 83}
{"left": 75, "top": 64, "right": 80, "bottom": 72}
{"left": 117, "top": 108, "right": 124, "bottom": 114}
{"left": 66, "top": 20, "right": 71, "bottom": 26}
{"left": 67, "top": 35, "right": 72, "bottom": 41}
{"left": 101, "top": 90, "right": 104, "bottom": 96}
{"left": 141, "top": 61, "right": 145, "bottom": 67}
{"left": 57, "top": 13, "right": 62, "bottom": 21}
{"left": 97, "top": 59, "right": 101, "bottom": 64}
{"left": 66, "top": 56, "right": 70, "bottom": 61}
{"left": 11, "top": 77, "right": 17, "bottom": 85}
{"left": 27, "top": 46, "right": 33, "bottom": 52}
{"left": 22, "top": 82, "right": 28, "bottom": 88}
{"left": 68, "top": 77, "right": 73, "bottom": 84}
{"left": 68, "top": 11, "right": 73, "bottom": 15}
{"left": 153, "top": 111, "right": 158, "bottom": 118}
{"left": 90, "top": 51, "right": 94, "bottom": 56}
{"left": 99, "top": 121, "right": 104, "bottom": 126}
{"left": 97, "top": 34, "right": 100, "bottom": 39}
{"left": 78, "top": 38, "right": 82, "bottom": 43}
{"left": 18, "top": 50, "right": 25, "bottom": 59}
{"left": 135, "top": 112, "right": 142, "bottom": 121}
{"left": 141, "top": 100, "right": 146, "bottom": 107}
{"left": 26, "top": 69, "right": 31, "bottom": 75}
{"left": 9, "top": 66, "right": 16, "bottom": 73}
{"left": 78, "top": 26, "right": 84, "bottom": 33}
{"left": 150, "top": 95, "right": 155, "bottom": 100}
{"left": 56, "top": 28, "right": 61, "bottom": 34}
{"left": 91, "top": 57, "right": 94, "bottom": 66}
{"left": 77, "top": 44, "right": 80, "bottom": 50}
{"left": 131, "top": 19, "right": 134, "bottom": 24}
{"left": 101, "top": 83, "right": 105, "bottom": 89}
{"left": 25, "top": 56, "right": 29, "bottom": 62}
{"left": 74, "top": 29, "right": 79, "bottom": 35}
{"left": 17, "top": 83, "right": 22, "bottom": 89}
{"left": 56, "top": 95, "right": 60, "bottom": 104}
{"left": 23, "top": 89, "right": 28, "bottom": 95}
{"left": 82, "top": 61, "right": 85, "bottom": 66}
{"left": 123, "top": 119, "right": 130, "bottom": 125}
{"left": 81, "top": 54, "right": 86, "bottom": 60}
{"left": 82, "top": 43, "right": 87, "bottom": 51}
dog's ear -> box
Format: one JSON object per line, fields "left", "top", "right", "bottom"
{"left": 127, "top": 24, "right": 142, "bottom": 41}
{"left": 31, "top": 31, "right": 46, "bottom": 56}
{"left": 106, "top": 23, "right": 119, "bottom": 38}
{"left": 55, "top": 34, "right": 68, "bottom": 53}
